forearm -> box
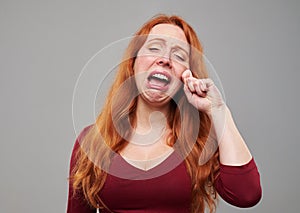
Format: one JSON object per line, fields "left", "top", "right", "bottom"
{"left": 209, "top": 105, "right": 252, "bottom": 166}
{"left": 181, "top": 71, "right": 253, "bottom": 165}
{"left": 215, "top": 158, "right": 262, "bottom": 207}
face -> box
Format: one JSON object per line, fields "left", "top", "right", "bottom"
{"left": 134, "top": 24, "right": 190, "bottom": 106}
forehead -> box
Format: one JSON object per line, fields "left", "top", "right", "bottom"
{"left": 149, "top": 24, "right": 188, "bottom": 43}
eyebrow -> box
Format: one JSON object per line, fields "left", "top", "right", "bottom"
{"left": 147, "top": 37, "right": 190, "bottom": 55}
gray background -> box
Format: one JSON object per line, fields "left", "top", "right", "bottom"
{"left": 1, "top": 0, "right": 299, "bottom": 212}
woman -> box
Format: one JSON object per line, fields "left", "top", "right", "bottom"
{"left": 67, "top": 14, "right": 262, "bottom": 213}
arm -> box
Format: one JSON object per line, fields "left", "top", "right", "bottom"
{"left": 182, "top": 70, "right": 262, "bottom": 206}
{"left": 209, "top": 105, "right": 252, "bottom": 166}
{"left": 182, "top": 69, "right": 253, "bottom": 165}
{"left": 215, "top": 158, "right": 262, "bottom": 207}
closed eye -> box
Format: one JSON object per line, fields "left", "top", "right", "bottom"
{"left": 149, "top": 47, "right": 161, "bottom": 51}
{"left": 146, "top": 41, "right": 163, "bottom": 52}
{"left": 173, "top": 52, "right": 187, "bottom": 62}
{"left": 172, "top": 47, "right": 189, "bottom": 62}
{"left": 174, "top": 54, "right": 185, "bottom": 61}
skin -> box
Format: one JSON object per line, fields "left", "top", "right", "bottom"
{"left": 182, "top": 69, "right": 252, "bottom": 165}
{"left": 121, "top": 24, "right": 252, "bottom": 167}
{"left": 134, "top": 24, "right": 190, "bottom": 110}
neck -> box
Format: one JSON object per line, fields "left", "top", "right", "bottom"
{"left": 134, "top": 97, "right": 170, "bottom": 133}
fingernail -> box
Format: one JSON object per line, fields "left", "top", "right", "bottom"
{"left": 185, "top": 69, "right": 192, "bottom": 76}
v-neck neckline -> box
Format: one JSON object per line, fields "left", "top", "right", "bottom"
{"left": 120, "top": 150, "right": 175, "bottom": 172}
{"left": 108, "top": 150, "right": 184, "bottom": 180}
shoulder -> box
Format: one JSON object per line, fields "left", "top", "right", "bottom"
{"left": 76, "top": 124, "right": 94, "bottom": 143}
{"left": 71, "top": 124, "right": 95, "bottom": 158}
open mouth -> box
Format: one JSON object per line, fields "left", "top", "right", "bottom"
{"left": 147, "top": 71, "right": 171, "bottom": 90}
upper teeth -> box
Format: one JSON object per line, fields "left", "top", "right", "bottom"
{"left": 152, "top": 73, "right": 169, "bottom": 82}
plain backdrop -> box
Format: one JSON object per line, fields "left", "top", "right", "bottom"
{"left": 1, "top": 0, "right": 299, "bottom": 212}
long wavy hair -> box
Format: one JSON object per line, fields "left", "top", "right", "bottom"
{"left": 70, "top": 14, "right": 220, "bottom": 213}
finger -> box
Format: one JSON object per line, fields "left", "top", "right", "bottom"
{"left": 181, "top": 69, "right": 192, "bottom": 84}
{"left": 194, "top": 80, "right": 207, "bottom": 97}
{"left": 183, "top": 84, "right": 193, "bottom": 103}
{"left": 186, "top": 78, "right": 196, "bottom": 92}
{"left": 199, "top": 79, "right": 208, "bottom": 92}
{"left": 184, "top": 84, "right": 207, "bottom": 110}
{"left": 201, "top": 78, "right": 214, "bottom": 89}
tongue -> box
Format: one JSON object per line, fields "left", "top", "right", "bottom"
{"left": 149, "top": 78, "right": 167, "bottom": 87}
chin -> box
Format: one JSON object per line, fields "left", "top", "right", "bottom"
{"left": 141, "top": 90, "right": 172, "bottom": 106}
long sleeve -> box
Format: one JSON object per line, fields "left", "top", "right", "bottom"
{"left": 66, "top": 126, "right": 96, "bottom": 213}
{"left": 215, "top": 158, "right": 262, "bottom": 208}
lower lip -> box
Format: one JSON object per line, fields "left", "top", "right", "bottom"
{"left": 146, "top": 79, "right": 170, "bottom": 91}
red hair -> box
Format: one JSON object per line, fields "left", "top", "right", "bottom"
{"left": 70, "top": 14, "right": 219, "bottom": 213}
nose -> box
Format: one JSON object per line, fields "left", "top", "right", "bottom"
{"left": 156, "top": 56, "right": 172, "bottom": 68}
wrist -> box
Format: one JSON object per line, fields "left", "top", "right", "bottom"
{"left": 206, "top": 103, "right": 227, "bottom": 118}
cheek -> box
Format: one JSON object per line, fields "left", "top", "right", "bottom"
{"left": 134, "top": 56, "right": 155, "bottom": 73}
{"left": 173, "top": 63, "right": 188, "bottom": 79}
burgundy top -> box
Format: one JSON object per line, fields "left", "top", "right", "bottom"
{"left": 67, "top": 126, "right": 262, "bottom": 213}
